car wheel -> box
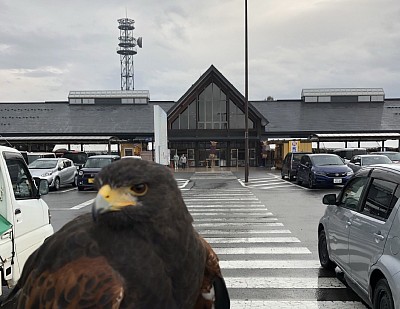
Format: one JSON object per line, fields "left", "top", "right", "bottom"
{"left": 288, "top": 171, "right": 294, "bottom": 181}
{"left": 71, "top": 175, "right": 77, "bottom": 187}
{"left": 318, "top": 230, "right": 336, "bottom": 270}
{"left": 308, "top": 174, "right": 315, "bottom": 189}
{"left": 373, "top": 279, "right": 394, "bottom": 309}
{"left": 53, "top": 177, "right": 60, "bottom": 191}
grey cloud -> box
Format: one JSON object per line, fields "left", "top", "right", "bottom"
{"left": 0, "top": 0, "right": 400, "bottom": 102}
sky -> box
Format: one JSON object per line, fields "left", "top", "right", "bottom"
{"left": 0, "top": 0, "right": 399, "bottom": 103}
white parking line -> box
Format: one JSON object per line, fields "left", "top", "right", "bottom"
{"left": 176, "top": 179, "right": 190, "bottom": 189}
{"left": 49, "top": 187, "right": 77, "bottom": 193}
{"left": 70, "top": 199, "right": 94, "bottom": 209}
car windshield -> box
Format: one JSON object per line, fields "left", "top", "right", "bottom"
{"left": 362, "top": 156, "right": 392, "bottom": 165}
{"left": 292, "top": 153, "right": 304, "bottom": 162}
{"left": 311, "top": 155, "right": 344, "bottom": 166}
{"left": 28, "top": 160, "right": 57, "bottom": 169}
{"left": 84, "top": 158, "right": 112, "bottom": 168}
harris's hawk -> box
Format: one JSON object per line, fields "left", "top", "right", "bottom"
{"left": 2, "top": 159, "right": 230, "bottom": 309}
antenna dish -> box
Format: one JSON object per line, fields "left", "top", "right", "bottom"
{"left": 137, "top": 37, "right": 143, "bottom": 48}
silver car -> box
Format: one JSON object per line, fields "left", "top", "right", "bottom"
{"left": 318, "top": 164, "right": 400, "bottom": 309}
{"left": 347, "top": 154, "right": 393, "bottom": 173}
{"left": 28, "top": 158, "right": 77, "bottom": 190}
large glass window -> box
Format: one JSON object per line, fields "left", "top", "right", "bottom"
{"left": 229, "top": 100, "right": 254, "bottom": 129}
{"left": 172, "top": 82, "right": 253, "bottom": 130}
{"left": 180, "top": 107, "right": 189, "bottom": 129}
{"left": 188, "top": 100, "right": 196, "bottom": 129}
{"left": 198, "top": 83, "right": 225, "bottom": 129}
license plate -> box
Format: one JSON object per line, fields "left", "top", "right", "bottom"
{"left": 333, "top": 178, "right": 342, "bottom": 184}
{"left": 88, "top": 178, "right": 95, "bottom": 184}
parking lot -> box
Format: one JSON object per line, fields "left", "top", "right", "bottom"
{"left": 9, "top": 166, "right": 370, "bottom": 308}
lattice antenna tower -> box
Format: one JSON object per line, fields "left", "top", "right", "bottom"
{"left": 117, "top": 17, "right": 142, "bottom": 90}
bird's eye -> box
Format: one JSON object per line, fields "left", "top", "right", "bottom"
{"left": 130, "top": 183, "right": 148, "bottom": 196}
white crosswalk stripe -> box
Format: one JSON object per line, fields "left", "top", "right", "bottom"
{"left": 225, "top": 277, "right": 346, "bottom": 288}
{"left": 230, "top": 301, "right": 367, "bottom": 309}
{"left": 181, "top": 171, "right": 367, "bottom": 308}
{"left": 238, "top": 173, "right": 306, "bottom": 190}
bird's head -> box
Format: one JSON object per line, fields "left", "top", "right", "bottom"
{"left": 92, "top": 159, "right": 190, "bottom": 228}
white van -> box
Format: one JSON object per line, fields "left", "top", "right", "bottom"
{"left": 0, "top": 146, "right": 54, "bottom": 293}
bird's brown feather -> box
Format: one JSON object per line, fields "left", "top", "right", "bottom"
{"left": 17, "top": 256, "right": 124, "bottom": 309}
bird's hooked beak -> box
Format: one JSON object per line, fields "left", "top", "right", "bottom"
{"left": 92, "top": 184, "right": 138, "bottom": 220}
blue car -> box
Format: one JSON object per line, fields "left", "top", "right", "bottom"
{"left": 296, "top": 153, "right": 354, "bottom": 188}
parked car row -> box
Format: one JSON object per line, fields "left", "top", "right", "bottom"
{"left": 26, "top": 154, "right": 125, "bottom": 191}
{"left": 282, "top": 153, "right": 354, "bottom": 188}
{"left": 282, "top": 151, "right": 400, "bottom": 189}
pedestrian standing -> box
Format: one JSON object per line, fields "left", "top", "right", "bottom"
{"left": 173, "top": 153, "right": 179, "bottom": 170}
{"left": 180, "top": 154, "right": 187, "bottom": 169}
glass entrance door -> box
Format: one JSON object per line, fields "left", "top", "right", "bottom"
{"left": 187, "top": 149, "right": 194, "bottom": 167}
{"left": 249, "top": 148, "right": 256, "bottom": 167}
{"left": 230, "top": 149, "right": 238, "bottom": 167}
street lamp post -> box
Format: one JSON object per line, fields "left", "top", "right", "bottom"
{"left": 244, "top": 0, "right": 249, "bottom": 183}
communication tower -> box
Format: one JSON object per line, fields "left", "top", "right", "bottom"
{"left": 117, "top": 18, "right": 142, "bottom": 90}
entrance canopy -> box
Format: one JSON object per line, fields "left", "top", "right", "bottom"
{"left": 308, "top": 133, "right": 400, "bottom": 142}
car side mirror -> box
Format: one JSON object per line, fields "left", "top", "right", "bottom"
{"left": 322, "top": 193, "right": 337, "bottom": 205}
{"left": 34, "top": 178, "right": 49, "bottom": 197}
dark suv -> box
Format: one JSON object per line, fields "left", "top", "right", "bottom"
{"left": 77, "top": 155, "right": 120, "bottom": 191}
{"left": 281, "top": 152, "right": 312, "bottom": 180}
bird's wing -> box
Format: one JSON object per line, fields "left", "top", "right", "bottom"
{"left": 194, "top": 236, "right": 230, "bottom": 309}
{"left": 16, "top": 255, "right": 124, "bottom": 309}
{"left": 2, "top": 214, "right": 125, "bottom": 309}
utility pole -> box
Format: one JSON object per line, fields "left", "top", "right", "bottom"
{"left": 244, "top": 0, "right": 249, "bottom": 183}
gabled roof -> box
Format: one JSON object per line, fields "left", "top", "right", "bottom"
{"left": 168, "top": 65, "right": 268, "bottom": 125}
